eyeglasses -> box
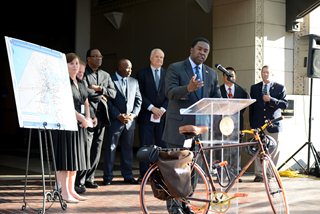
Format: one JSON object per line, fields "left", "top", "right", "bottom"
{"left": 89, "top": 55, "right": 103, "bottom": 59}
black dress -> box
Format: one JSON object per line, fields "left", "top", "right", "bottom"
{"left": 53, "top": 78, "right": 90, "bottom": 171}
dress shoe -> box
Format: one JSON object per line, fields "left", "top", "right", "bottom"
{"left": 75, "top": 185, "right": 86, "bottom": 194}
{"left": 253, "top": 175, "right": 263, "bottom": 182}
{"left": 182, "top": 203, "right": 195, "bottom": 214}
{"left": 169, "top": 207, "right": 184, "bottom": 214}
{"left": 137, "top": 177, "right": 143, "bottom": 184}
{"left": 85, "top": 181, "right": 99, "bottom": 188}
{"left": 102, "top": 179, "right": 112, "bottom": 185}
{"left": 123, "top": 178, "right": 139, "bottom": 185}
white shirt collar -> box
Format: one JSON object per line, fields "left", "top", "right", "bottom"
{"left": 116, "top": 72, "right": 125, "bottom": 81}
{"left": 224, "top": 84, "right": 235, "bottom": 95}
{"left": 188, "top": 57, "right": 202, "bottom": 71}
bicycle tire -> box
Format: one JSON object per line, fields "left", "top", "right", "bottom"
{"left": 139, "top": 163, "right": 211, "bottom": 214}
{"left": 262, "top": 155, "right": 289, "bottom": 214}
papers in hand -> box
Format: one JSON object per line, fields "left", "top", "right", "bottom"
{"left": 150, "top": 114, "right": 160, "bottom": 123}
{"left": 87, "top": 118, "right": 93, "bottom": 128}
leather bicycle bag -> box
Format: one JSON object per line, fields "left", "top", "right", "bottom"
{"left": 150, "top": 168, "right": 171, "bottom": 200}
{"left": 157, "top": 150, "right": 193, "bottom": 198}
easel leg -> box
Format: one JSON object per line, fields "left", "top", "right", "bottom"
{"left": 38, "top": 130, "right": 46, "bottom": 213}
{"left": 47, "top": 130, "right": 67, "bottom": 210}
{"left": 21, "top": 129, "right": 67, "bottom": 213}
{"left": 22, "top": 129, "right": 32, "bottom": 211}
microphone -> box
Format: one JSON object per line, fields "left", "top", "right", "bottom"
{"left": 215, "top": 64, "right": 233, "bottom": 78}
{"left": 215, "top": 64, "right": 251, "bottom": 99}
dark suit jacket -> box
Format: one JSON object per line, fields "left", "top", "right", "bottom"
{"left": 107, "top": 73, "right": 142, "bottom": 130}
{"left": 136, "top": 67, "right": 168, "bottom": 125}
{"left": 220, "top": 84, "right": 248, "bottom": 130}
{"left": 163, "top": 58, "right": 221, "bottom": 146}
{"left": 249, "top": 81, "right": 288, "bottom": 133}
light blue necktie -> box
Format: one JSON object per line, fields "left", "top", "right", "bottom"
{"left": 154, "top": 69, "right": 160, "bottom": 90}
{"left": 122, "top": 78, "right": 127, "bottom": 96}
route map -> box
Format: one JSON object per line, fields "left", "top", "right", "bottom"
{"left": 5, "top": 36, "right": 78, "bottom": 131}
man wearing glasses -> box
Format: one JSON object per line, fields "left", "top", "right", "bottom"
{"left": 75, "top": 48, "right": 117, "bottom": 192}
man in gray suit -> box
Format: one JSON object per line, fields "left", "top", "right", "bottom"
{"left": 103, "top": 59, "right": 142, "bottom": 185}
{"left": 163, "top": 37, "right": 221, "bottom": 214}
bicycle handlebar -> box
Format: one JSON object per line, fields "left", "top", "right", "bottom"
{"left": 240, "top": 116, "right": 284, "bottom": 136}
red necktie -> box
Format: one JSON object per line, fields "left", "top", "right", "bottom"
{"left": 228, "top": 87, "right": 233, "bottom": 98}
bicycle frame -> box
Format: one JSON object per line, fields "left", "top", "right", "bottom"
{"left": 191, "top": 139, "right": 263, "bottom": 195}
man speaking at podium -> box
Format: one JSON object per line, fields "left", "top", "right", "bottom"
{"left": 163, "top": 37, "right": 221, "bottom": 214}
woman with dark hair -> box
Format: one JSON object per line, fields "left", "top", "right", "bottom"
{"left": 53, "top": 53, "right": 93, "bottom": 203}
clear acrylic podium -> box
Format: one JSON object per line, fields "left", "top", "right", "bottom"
{"left": 180, "top": 98, "right": 255, "bottom": 213}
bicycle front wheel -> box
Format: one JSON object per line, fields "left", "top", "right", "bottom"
{"left": 139, "top": 163, "right": 211, "bottom": 214}
{"left": 262, "top": 155, "right": 289, "bottom": 214}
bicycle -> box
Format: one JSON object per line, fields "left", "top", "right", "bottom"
{"left": 139, "top": 117, "right": 289, "bottom": 213}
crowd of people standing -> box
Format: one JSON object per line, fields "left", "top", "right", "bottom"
{"left": 52, "top": 37, "right": 287, "bottom": 213}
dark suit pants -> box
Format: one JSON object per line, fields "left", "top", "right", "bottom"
{"left": 104, "top": 124, "right": 135, "bottom": 181}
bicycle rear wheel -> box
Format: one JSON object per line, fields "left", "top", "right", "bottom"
{"left": 139, "top": 163, "right": 211, "bottom": 214}
{"left": 262, "top": 155, "right": 289, "bottom": 214}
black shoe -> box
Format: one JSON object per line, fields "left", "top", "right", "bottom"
{"left": 75, "top": 185, "right": 86, "bottom": 194}
{"left": 85, "top": 181, "right": 99, "bottom": 188}
{"left": 137, "top": 178, "right": 142, "bottom": 184}
{"left": 253, "top": 176, "right": 263, "bottom": 182}
{"left": 238, "top": 178, "right": 243, "bottom": 183}
{"left": 169, "top": 207, "right": 184, "bottom": 214}
{"left": 102, "top": 179, "right": 112, "bottom": 185}
{"left": 182, "top": 203, "right": 195, "bottom": 214}
{"left": 123, "top": 178, "right": 139, "bottom": 185}
{"left": 137, "top": 176, "right": 143, "bottom": 184}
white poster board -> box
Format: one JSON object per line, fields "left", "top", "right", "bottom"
{"left": 5, "top": 36, "right": 78, "bottom": 131}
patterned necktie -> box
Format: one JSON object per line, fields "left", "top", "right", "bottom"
{"left": 194, "top": 66, "right": 201, "bottom": 81}
{"left": 263, "top": 84, "right": 268, "bottom": 95}
{"left": 194, "top": 66, "right": 202, "bottom": 98}
{"left": 228, "top": 87, "right": 233, "bottom": 98}
{"left": 154, "top": 69, "right": 160, "bottom": 90}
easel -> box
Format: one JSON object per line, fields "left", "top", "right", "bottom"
{"left": 278, "top": 78, "right": 320, "bottom": 174}
{"left": 22, "top": 123, "right": 67, "bottom": 213}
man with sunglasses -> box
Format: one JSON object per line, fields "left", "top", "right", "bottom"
{"left": 75, "top": 48, "right": 116, "bottom": 191}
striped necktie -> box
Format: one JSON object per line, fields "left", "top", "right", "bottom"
{"left": 228, "top": 87, "right": 233, "bottom": 98}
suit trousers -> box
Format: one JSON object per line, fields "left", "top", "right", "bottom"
{"left": 104, "top": 122, "right": 135, "bottom": 181}
{"left": 138, "top": 121, "right": 166, "bottom": 177}
{"left": 254, "top": 130, "right": 279, "bottom": 176}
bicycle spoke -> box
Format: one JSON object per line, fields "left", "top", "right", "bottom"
{"left": 140, "top": 164, "right": 211, "bottom": 214}
{"left": 262, "top": 155, "right": 289, "bottom": 214}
